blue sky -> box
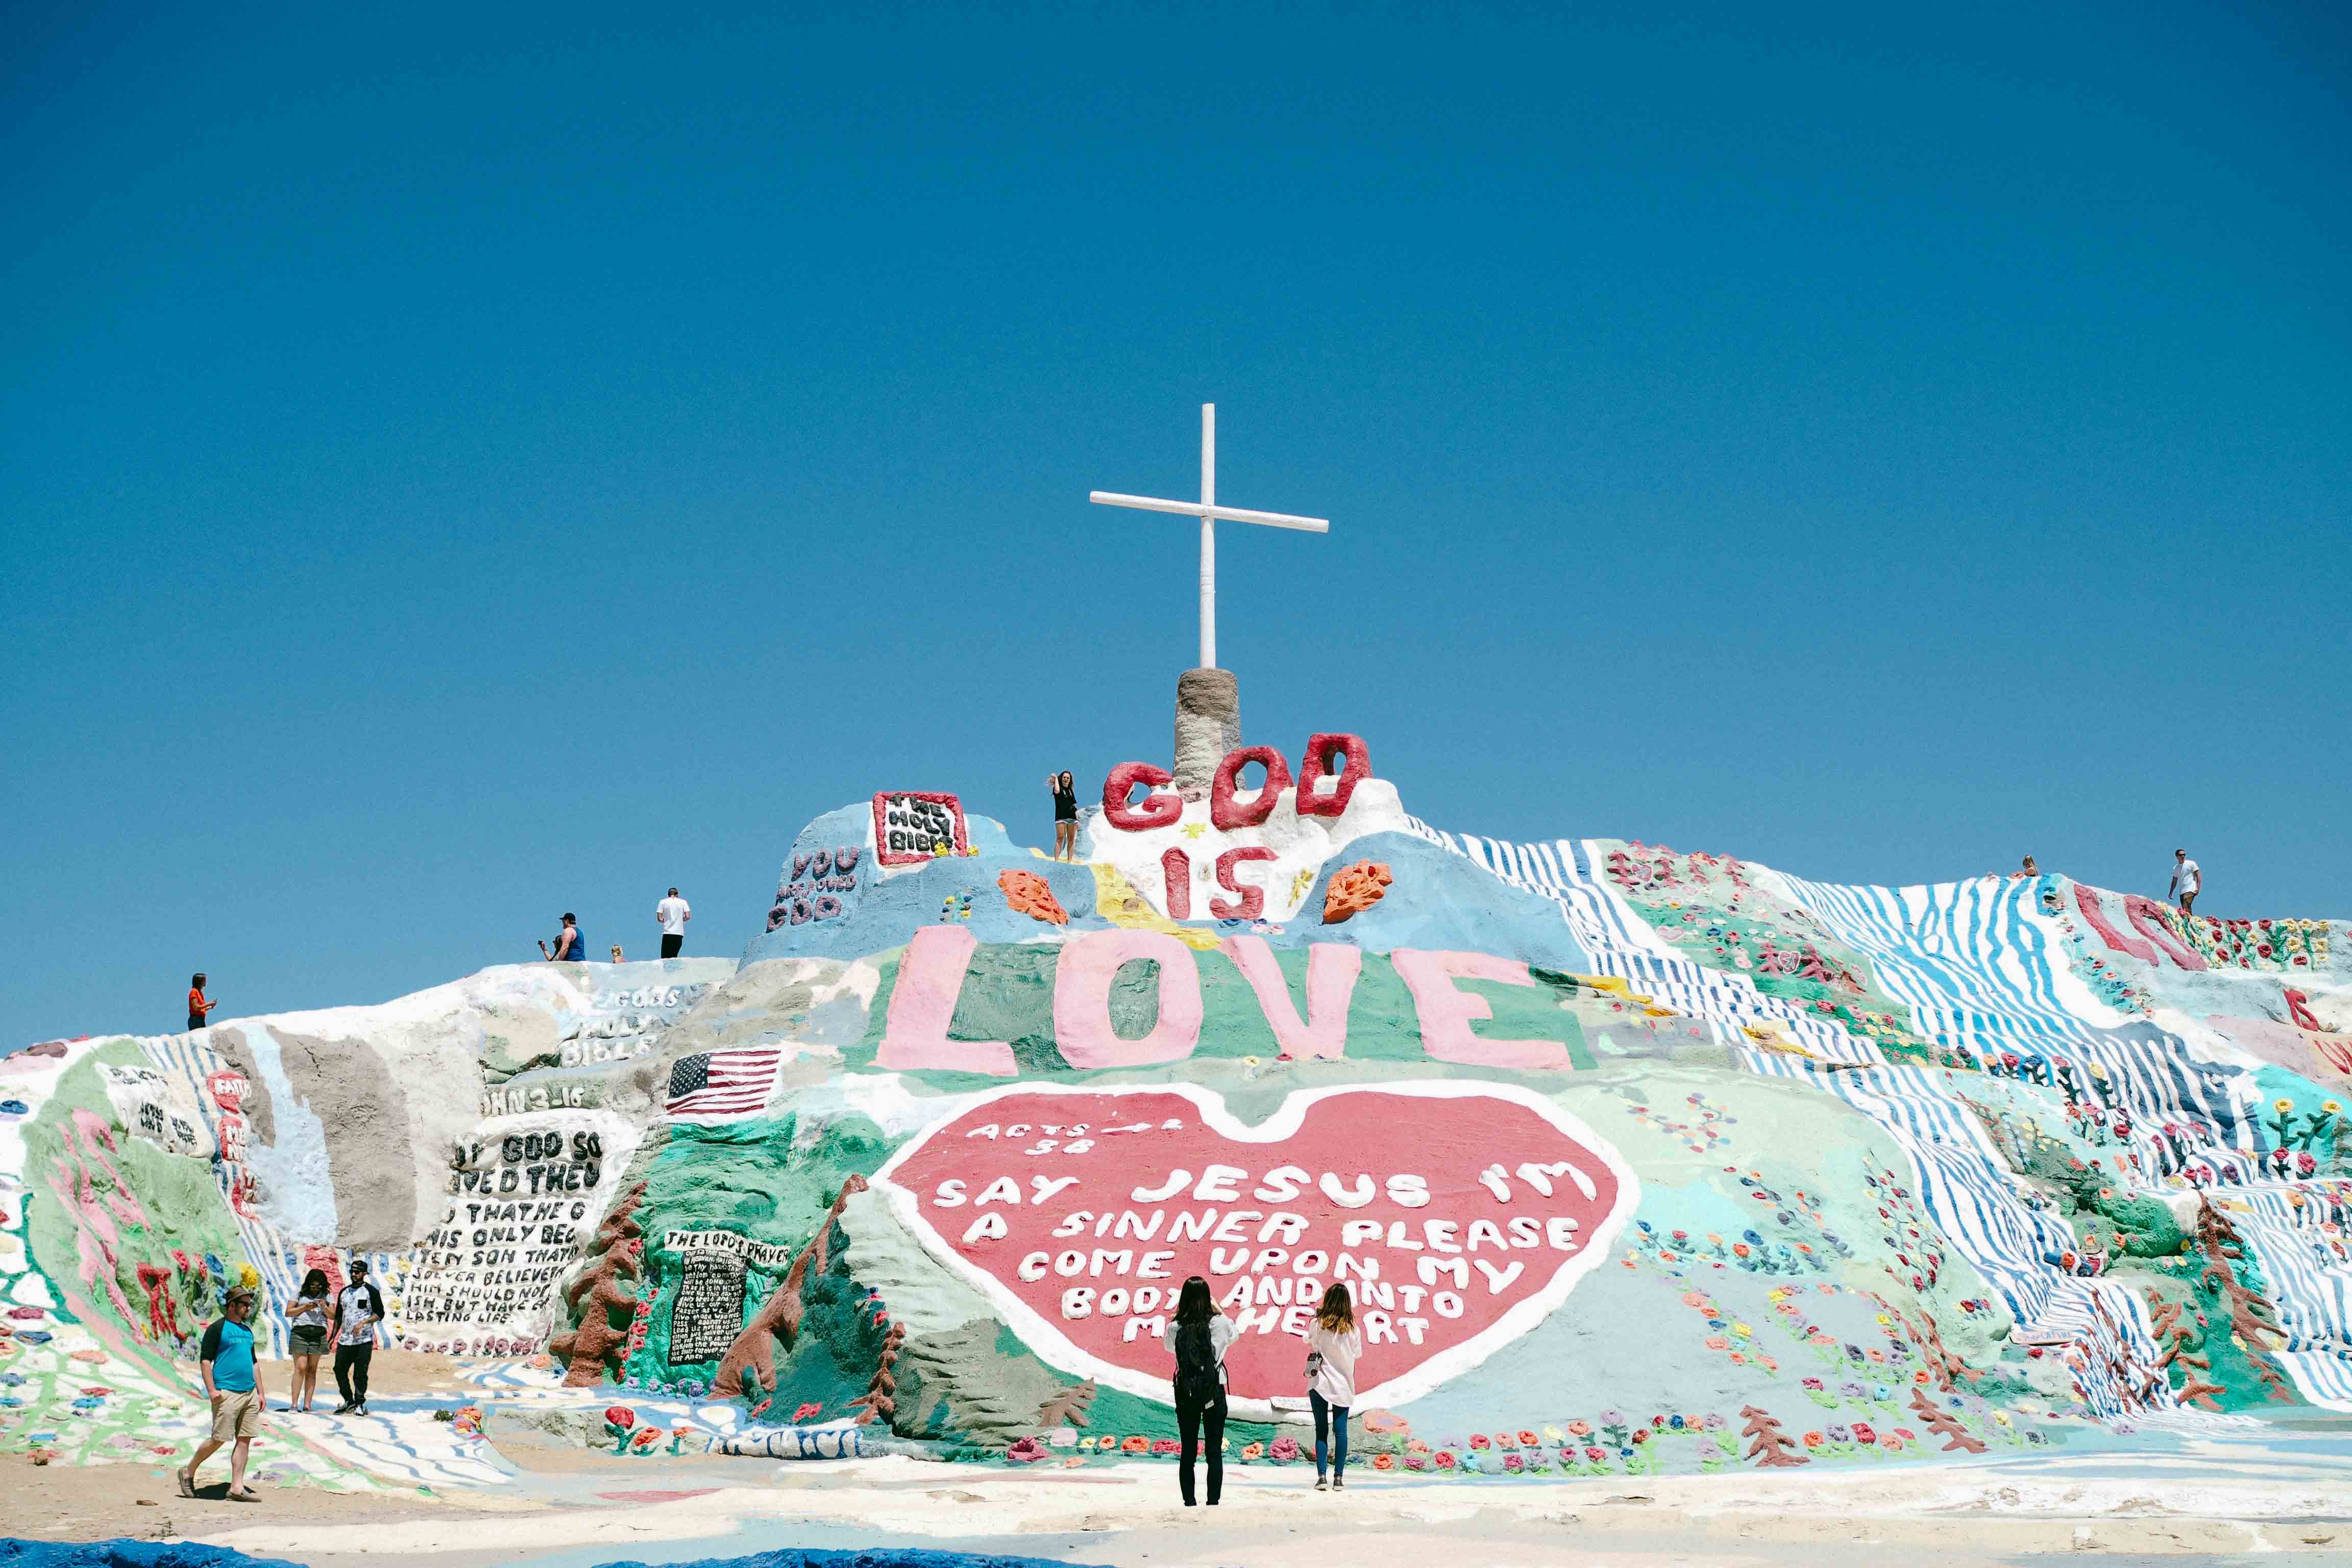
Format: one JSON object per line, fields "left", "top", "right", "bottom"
{"left": 4, "top": 2, "right": 2347, "bottom": 1046}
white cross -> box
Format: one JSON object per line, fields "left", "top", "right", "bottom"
{"left": 1089, "top": 403, "right": 1329, "bottom": 670}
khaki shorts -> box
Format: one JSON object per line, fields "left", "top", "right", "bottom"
{"left": 210, "top": 1387, "right": 262, "bottom": 1443}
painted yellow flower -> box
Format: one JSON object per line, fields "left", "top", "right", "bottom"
{"left": 2275, "top": 1098, "right": 2296, "bottom": 1114}
{"left": 1733, "top": 1323, "right": 1752, "bottom": 1338}
{"left": 2326, "top": 1101, "right": 2343, "bottom": 1115}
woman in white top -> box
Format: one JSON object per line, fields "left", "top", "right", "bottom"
{"left": 1169, "top": 1276, "right": 1234, "bottom": 1506}
{"left": 1305, "top": 1282, "right": 1363, "bottom": 1490}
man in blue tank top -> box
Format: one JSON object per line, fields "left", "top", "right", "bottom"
{"left": 179, "top": 1286, "right": 265, "bottom": 1501}
{"left": 541, "top": 913, "right": 586, "bottom": 961}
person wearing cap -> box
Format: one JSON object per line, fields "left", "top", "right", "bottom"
{"left": 330, "top": 1259, "right": 385, "bottom": 1415}
{"left": 2169, "top": 849, "right": 2201, "bottom": 915}
{"left": 179, "top": 1286, "right": 264, "bottom": 1501}
{"left": 540, "top": 913, "right": 586, "bottom": 962}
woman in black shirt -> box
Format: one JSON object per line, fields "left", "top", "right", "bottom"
{"left": 1047, "top": 771, "right": 1079, "bottom": 860}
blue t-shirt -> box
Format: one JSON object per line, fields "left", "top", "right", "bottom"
{"left": 200, "top": 1317, "right": 256, "bottom": 1392}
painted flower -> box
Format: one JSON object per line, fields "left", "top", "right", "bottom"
{"left": 1518, "top": 1429, "right": 1540, "bottom": 1447}
{"left": 604, "top": 1406, "right": 635, "bottom": 1430}
{"left": 1892, "top": 1428, "right": 1915, "bottom": 1441}
{"left": 1702, "top": 1412, "right": 1727, "bottom": 1431}
{"left": 1851, "top": 1422, "right": 1876, "bottom": 1444}
{"left": 1583, "top": 1446, "right": 1605, "bottom": 1461}
{"left": 1801, "top": 1377, "right": 1824, "bottom": 1391}
{"left": 1241, "top": 1441, "right": 1265, "bottom": 1460}
{"left": 1270, "top": 1436, "right": 1300, "bottom": 1462}
{"left": 2276, "top": 1098, "right": 2296, "bottom": 1114}
{"left": 1802, "top": 1430, "right": 1824, "bottom": 1448}
{"left": 1405, "top": 1453, "right": 1429, "bottom": 1471}
{"left": 1469, "top": 1433, "right": 1491, "bottom": 1449}
{"left": 1406, "top": 1438, "right": 1430, "bottom": 1453}
{"left": 1566, "top": 1419, "right": 1591, "bottom": 1436}
{"left": 793, "top": 1402, "right": 823, "bottom": 1422}
{"left": 1372, "top": 1452, "right": 1395, "bottom": 1471}
{"left": 1668, "top": 1414, "right": 1685, "bottom": 1430}
{"left": 1150, "top": 1438, "right": 1180, "bottom": 1455}
{"left": 1006, "top": 1437, "right": 1048, "bottom": 1464}
{"left": 1122, "top": 1435, "right": 1150, "bottom": 1454}
{"left": 1503, "top": 1454, "right": 1525, "bottom": 1472}
{"left": 630, "top": 1426, "right": 663, "bottom": 1451}
{"left": 1434, "top": 1450, "right": 1456, "bottom": 1469}
{"left": 1825, "top": 1423, "right": 1851, "bottom": 1442}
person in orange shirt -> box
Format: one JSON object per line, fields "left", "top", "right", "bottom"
{"left": 188, "top": 974, "right": 217, "bottom": 1033}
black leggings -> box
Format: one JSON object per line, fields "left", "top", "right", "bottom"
{"left": 1175, "top": 1384, "right": 1226, "bottom": 1505}
{"left": 334, "top": 1342, "right": 372, "bottom": 1406}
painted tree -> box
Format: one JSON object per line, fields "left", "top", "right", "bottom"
{"left": 549, "top": 1180, "right": 647, "bottom": 1387}
{"left": 712, "top": 1174, "right": 869, "bottom": 1401}
{"left": 1738, "top": 1404, "right": 1807, "bottom": 1466}
{"left": 848, "top": 1320, "right": 908, "bottom": 1426}
{"left": 1037, "top": 1378, "right": 1098, "bottom": 1431}
{"left": 1907, "top": 1387, "right": 1987, "bottom": 1452}
{"left": 2193, "top": 1197, "right": 2292, "bottom": 1402}
{"left": 2145, "top": 1290, "right": 2225, "bottom": 1408}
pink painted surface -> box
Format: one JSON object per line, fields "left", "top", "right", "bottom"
{"left": 1102, "top": 762, "right": 1182, "bottom": 831}
{"left": 1210, "top": 745, "right": 1293, "bottom": 830}
{"left": 875, "top": 925, "right": 1015, "bottom": 1076}
{"left": 1161, "top": 846, "right": 1192, "bottom": 920}
{"left": 1294, "top": 732, "right": 1371, "bottom": 818}
{"left": 2123, "top": 895, "right": 2207, "bottom": 971}
{"left": 883, "top": 1087, "right": 1623, "bottom": 1401}
{"left": 1391, "top": 950, "right": 1575, "bottom": 1070}
{"left": 1209, "top": 846, "right": 1277, "bottom": 921}
{"left": 1220, "top": 937, "right": 1361, "bottom": 1060}
{"left": 1052, "top": 930, "right": 1204, "bottom": 1069}
{"left": 2073, "top": 884, "right": 2157, "bottom": 966}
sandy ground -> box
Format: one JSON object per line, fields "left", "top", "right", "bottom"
{"left": 150, "top": 1446, "right": 2352, "bottom": 1566}
{"left": 13, "top": 1383, "right": 2352, "bottom": 1565}
{"left": 255, "top": 1347, "right": 476, "bottom": 1407}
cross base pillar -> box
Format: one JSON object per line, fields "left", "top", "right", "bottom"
{"left": 1173, "top": 668, "right": 1241, "bottom": 800}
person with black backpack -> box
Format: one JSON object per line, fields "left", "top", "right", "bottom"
{"left": 1169, "top": 1275, "right": 1234, "bottom": 1506}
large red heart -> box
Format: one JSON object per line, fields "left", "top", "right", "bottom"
{"left": 872, "top": 1082, "right": 1636, "bottom": 1415}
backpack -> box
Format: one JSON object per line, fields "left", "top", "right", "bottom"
{"left": 1172, "top": 1319, "right": 1220, "bottom": 1408}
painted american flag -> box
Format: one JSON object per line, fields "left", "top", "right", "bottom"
{"left": 665, "top": 1047, "right": 782, "bottom": 1121}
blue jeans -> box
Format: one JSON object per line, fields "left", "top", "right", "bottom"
{"left": 1311, "top": 1389, "right": 1348, "bottom": 1477}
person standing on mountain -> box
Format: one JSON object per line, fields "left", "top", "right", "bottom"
{"left": 1047, "top": 771, "right": 1079, "bottom": 861}
{"left": 655, "top": 887, "right": 692, "bottom": 959}
{"left": 2169, "top": 849, "right": 2202, "bottom": 915}
{"left": 187, "top": 974, "right": 217, "bottom": 1033}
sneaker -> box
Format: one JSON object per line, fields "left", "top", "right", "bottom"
{"left": 331, "top": 1402, "right": 353, "bottom": 1415}
{"left": 1333, "top": 1476, "right": 1346, "bottom": 1490}
{"left": 354, "top": 1402, "right": 370, "bottom": 1417}
{"left": 1314, "top": 1476, "right": 1328, "bottom": 1491}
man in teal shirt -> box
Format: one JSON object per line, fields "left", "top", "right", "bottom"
{"left": 178, "top": 1286, "right": 265, "bottom": 1501}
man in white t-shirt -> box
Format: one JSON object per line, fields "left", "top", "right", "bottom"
{"left": 2169, "top": 850, "right": 2201, "bottom": 915}
{"left": 655, "top": 887, "right": 692, "bottom": 959}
